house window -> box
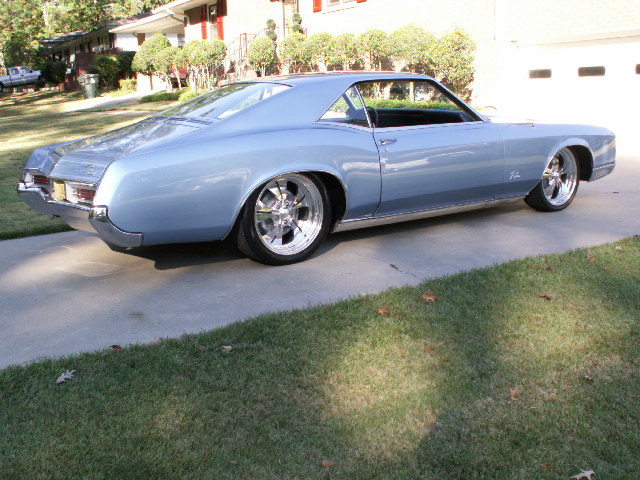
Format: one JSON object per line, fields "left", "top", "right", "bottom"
{"left": 327, "top": 0, "right": 355, "bottom": 5}
{"left": 177, "top": 34, "right": 185, "bottom": 47}
{"left": 578, "top": 66, "right": 605, "bottom": 77}
{"left": 315, "top": 0, "right": 364, "bottom": 11}
{"left": 636, "top": 64, "right": 640, "bottom": 74}
{"left": 529, "top": 69, "right": 551, "bottom": 79}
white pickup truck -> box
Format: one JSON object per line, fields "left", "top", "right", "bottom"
{"left": 0, "top": 66, "right": 42, "bottom": 92}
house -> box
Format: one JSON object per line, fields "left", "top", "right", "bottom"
{"left": 41, "top": 0, "right": 640, "bottom": 133}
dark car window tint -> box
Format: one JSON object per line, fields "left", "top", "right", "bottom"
{"left": 319, "top": 86, "right": 369, "bottom": 127}
{"left": 355, "top": 80, "right": 477, "bottom": 128}
{"left": 160, "top": 83, "right": 290, "bottom": 120}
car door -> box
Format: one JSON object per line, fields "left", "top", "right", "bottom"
{"left": 355, "top": 79, "right": 506, "bottom": 217}
{"left": 8, "top": 68, "right": 20, "bottom": 86}
{"left": 19, "top": 67, "right": 36, "bottom": 85}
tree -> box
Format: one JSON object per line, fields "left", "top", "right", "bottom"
{"left": 154, "top": 46, "right": 185, "bottom": 90}
{"left": 357, "top": 29, "right": 390, "bottom": 71}
{"left": 329, "top": 33, "right": 359, "bottom": 71}
{"left": 278, "top": 32, "right": 306, "bottom": 74}
{"left": 248, "top": 37, "right": 276, "bottom": 77}
{"left": 430, "top": 28, "right": 475, "bottom": 99}
{"left": 303, "top": 32, "right": 333, "bottom": 72}
{"left": 184, "top": 39, "right": 226, "bottom": 91}
{"left": 389, "top": 24, "right": 434, "bottom": 73}
{"left": 132, "top": 32, "right": 171, "bottom": 76}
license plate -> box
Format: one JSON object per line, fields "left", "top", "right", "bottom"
{"left": 53, "top": 181, "right": 66, "bottom": 201}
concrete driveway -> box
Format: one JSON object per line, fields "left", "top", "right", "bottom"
{"left": 1, "top": 152, "right": 638, "bottom": 369}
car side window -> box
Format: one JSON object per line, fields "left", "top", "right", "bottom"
{"left": 355, "top": 80, "right": 477, "bottom": 128}
{"left": 19, "top": 67, "right": 31, "bottom": 74}
{"left": 10, "top": 68, "right": 18, "bottom": 75}
{"left": 319, "top": 86, "right": 369, "bottom": 128}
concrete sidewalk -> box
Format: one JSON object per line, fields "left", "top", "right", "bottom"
{"left": 1, "top": 155, "right": 638, "bottom": 369}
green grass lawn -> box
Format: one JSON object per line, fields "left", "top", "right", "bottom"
{"left": 0, "top": 90, "right": 175, "bottom": 240}
{"left": 1, "top": 238, "right": 638, "bottom": 479}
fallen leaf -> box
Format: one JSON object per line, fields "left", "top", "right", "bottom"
{"left": 510, "top": 386, "right": 520, "bottom": 402}
{"left": 539, "top": 293, "right": 553, "bottom": 301}
{"left": 56, "top": 370, "right": 76, "bottom": 384}
{"left": 203, "top": 452, "right": 210, "bottom": 463}
{"left": 570, "top": 470, "right": 595, "bottom": 479}
{"left": 604, "top": 268, "right": 612, "bottom": 272}
{"left": 582, "top": 372, "right": 595, "bottom": 383}
{"left": 422, "top": 290, "right": 438, "bottom": 302}
{"left": 110, "top": 344, "right": 123, "bottom": 352}
{"left": 197, "top": 345, "right": 208, "bottom": 351}
{"left": 378, "top": 305, "right": 390, "bottom": 315}
{"left": 546, "top": 265, "right": 555, "bottom": 271}
{"left": 587, "top": 249, "right": 596, "bottom": 262}
{"left": 153, "top": 337, "right": 162, "bottom": 345}
{"left": 322, "top": 460, "right": 338, "bottom": 468}
{"left": 541, "top": 464, "right": 555, "bottom": 469}
{"left": 221, "top": 346, "right": 233, "bottom": 352}
{"left": 616, "top": 246, "right": 625, "bottom": 253}
{"left": 229, "top": 460, "right": 238, "bottom": 465}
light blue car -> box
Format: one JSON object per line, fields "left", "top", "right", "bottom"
{"left": 18, "top": 72, "right": 616, "bottom": 265}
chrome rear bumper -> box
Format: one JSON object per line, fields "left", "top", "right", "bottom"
{"left": 18, "top": 183, "right": 143, "bottom": 248}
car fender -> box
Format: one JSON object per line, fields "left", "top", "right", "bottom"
{"left": 96, "top": 126, "right": 381, "bottom": 246}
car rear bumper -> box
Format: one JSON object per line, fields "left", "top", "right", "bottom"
{"left": 18, "top": 183, "right": 143, "bottom": 248}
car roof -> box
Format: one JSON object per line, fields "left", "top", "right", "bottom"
{"left": 249, "top": 71, "right": 437, "bottom": 87}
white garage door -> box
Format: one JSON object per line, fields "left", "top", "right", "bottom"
{"left": 515, "top": 34, "right": 640, "bottom": 135}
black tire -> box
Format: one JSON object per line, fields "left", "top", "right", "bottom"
{"left": 237, "top": 173, "right": 331, "bottom": 265}
{"left": 0, "top": 82, "right": 4, "bottom": 92}
{"left": 525, "top": 147, "right": 580, "bottom": 212}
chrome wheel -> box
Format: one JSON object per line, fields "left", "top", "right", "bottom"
{"left": 253, "top": 174, "right": 325, "bottom": 256}
{"left": 541, "top": 148, "right": 579, "bottom": 207}
{"left": 525, "top": 147, "right": 580, "bottom": 212}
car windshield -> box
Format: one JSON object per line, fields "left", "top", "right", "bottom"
{"left": 160, "top": 83, "right": 290, "bottom": 120}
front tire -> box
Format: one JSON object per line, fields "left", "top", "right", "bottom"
{"left": 237, "top": 173, "right": 331, "bottom": 265}
{"left": 525, "top": 147, "right": 580, "bottom": 212}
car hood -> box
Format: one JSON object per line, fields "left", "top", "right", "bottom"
{"left": 27, "top": 117, "right": 206, "bottom": 183}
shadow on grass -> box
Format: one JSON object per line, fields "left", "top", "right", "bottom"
{"left": 0, "top": 240, "right": 638, "bottom": 479}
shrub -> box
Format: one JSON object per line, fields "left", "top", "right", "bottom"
{"left": 278, "top": 32, "right": 306, "bottom": 74}
{"left": 303, "top": 32, "right": 334, "bottom": 72}
{"left": 184, "top": 39, "right": 226, "bottom": 90}
{"left": 248, "top": 37, "right": 276, "bottom": 77}
{"left": 429, "top": 27, "right": 475, "bottom": 99}
{"left": 40, "top": 60, "right": 67, "bottom": 84}
{"left": 389, "top": 24, "right": 434, "bottom": 73}
{"left": 139, "top": 88, "right": 189, "bottom": 103}
{"left": 178, "top": 89, "right": 198, "bottom": 102}
{"left": 132, "top": 32, "right": 172, "bottom": 76}
{"left": 118, "top": 78, "right": 137, "bottom": 92}
{"left": 357, "top": 29, "right": 390, "bottom": 71}
{"left": 329, "top": 33, "right": 359, "bottom": 70}
{"left": 363, "top": 98, "right": 460, "bottom": 111}
{"left": 93, "top": 54, "right": 121, "bottom": 88}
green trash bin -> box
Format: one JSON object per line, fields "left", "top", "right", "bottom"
{"left": 78, "top": 74, "right": 99, "bottom": 99}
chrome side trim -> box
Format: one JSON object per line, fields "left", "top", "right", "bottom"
{"left": 332, "top": 196, "right": 525, "bottom": 233}
{"left": 589, "top": 162, "right": 615, "bottom": 181}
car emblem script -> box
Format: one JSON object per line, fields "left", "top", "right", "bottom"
{"left": 86, "top": 164, "right": 95, "bottom": 175}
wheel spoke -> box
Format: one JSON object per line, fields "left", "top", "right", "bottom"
{"left": 253, "top": 174, "right": 325, "bottom": 257}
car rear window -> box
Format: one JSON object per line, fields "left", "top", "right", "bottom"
{"left": 160, "top": 83, "right": 290, "bottom": 120}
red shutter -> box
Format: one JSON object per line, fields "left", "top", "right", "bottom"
{"left": 313, "top": 0, "right": 322, "bottom": 12}
{"left": 356, "top": 0, "right": 366, "bottom": 2}
{"left": 200, "top": 5, "right": 208, "bottom": 39}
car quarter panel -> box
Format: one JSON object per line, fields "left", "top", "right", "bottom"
{"left": 495, "top": 122, "right": 616, "bottom": 197}
{"left": 95, "top": 126, "right": 381, "bottom": 245}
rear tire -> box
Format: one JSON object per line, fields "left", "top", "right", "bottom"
{"left": 237, "top": 173, "right": 331, "bottom": 265}
{"left": 525, "top": 147, "right": 580, "bottom": 212}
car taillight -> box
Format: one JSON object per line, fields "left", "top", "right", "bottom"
{"left": 32, "top": 174, "right": 49, "bottom": 184}
{"left": 77, "top": 188, "right": 96, "bottom": 202}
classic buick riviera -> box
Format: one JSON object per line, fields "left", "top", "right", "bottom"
{"left": 18, "top": 72, "right": 616, "bottom": 265}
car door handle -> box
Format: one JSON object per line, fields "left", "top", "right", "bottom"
{"left": 378, "top": 138, "right": 397, "bottom": 146}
